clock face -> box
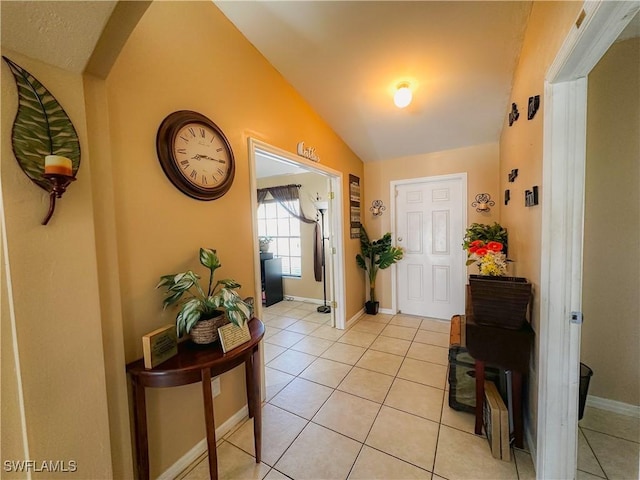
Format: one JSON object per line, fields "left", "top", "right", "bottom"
{"left": 156, "top": 111, "right": 235, "bottom": 201}
{"left": 172, "top": 122, "right": 231, "bottom": 189}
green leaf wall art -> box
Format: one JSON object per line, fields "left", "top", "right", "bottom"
{"left": 2, "top": 56, "right": 81, "bottom": 191}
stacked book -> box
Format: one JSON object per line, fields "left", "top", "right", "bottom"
{"left": 483, "top": 381, "right": 511, "bottom": 461}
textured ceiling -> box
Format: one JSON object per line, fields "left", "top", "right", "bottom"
{"left": 1, "top": 1, "right": 116, "bottom": 74}
{"left": 216, "top": 1, "right": 533, "bottom": 162}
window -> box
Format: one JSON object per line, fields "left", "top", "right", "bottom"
{"left": 257, "top": 200, "right": 301, "bottom": 277}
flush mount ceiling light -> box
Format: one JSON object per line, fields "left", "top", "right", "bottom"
{"left": 393, "top": 82, "right": 412, "bottom": 108}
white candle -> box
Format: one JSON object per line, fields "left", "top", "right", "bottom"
{"left": 44, "top": 155, "right": 73, "bottom": 176}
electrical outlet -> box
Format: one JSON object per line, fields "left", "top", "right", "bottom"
{"left": 212, "top": 377, "right": 221, "bottom": 397}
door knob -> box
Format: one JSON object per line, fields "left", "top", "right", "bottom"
{"left": 398, "top": 237, "right": 403, "bottom": 242}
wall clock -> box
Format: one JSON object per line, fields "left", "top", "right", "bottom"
{"left": 156, "top": 110, "right": 235, "bottom": 201}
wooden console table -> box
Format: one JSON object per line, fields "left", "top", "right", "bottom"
{"left": 126, "top": 318, "right": 265, "bottom": 480}
{"left": 465, "top": 314, "right": 534, "bottom": 449}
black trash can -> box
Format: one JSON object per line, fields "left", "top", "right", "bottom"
{"left": 579, "top": 362, "right": 593, "bottom": 420}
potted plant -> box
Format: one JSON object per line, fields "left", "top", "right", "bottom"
{"left": 462, "top": 223, "right": 531, "bottom": 329}
{"left": 462, "top": 222, "right": 508, "bottom": 261}
{"left": 258, "top": 236, "right": 273, "bottom": 253}
{"left": 157, "top": 247, "right": 252, "bottom": 344}
{"left": 356, "top": 225, "right": 404, "bottom": 314}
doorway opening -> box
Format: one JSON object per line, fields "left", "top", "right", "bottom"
{"left": 537, "top": 2, "right": 639, "bottom": 478}
{"left": 248, "top": 138, "right": 346, "bottom": 330}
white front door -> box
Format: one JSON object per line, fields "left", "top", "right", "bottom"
{"left": 394, "top": 175, "right": 466, "bottom": 319}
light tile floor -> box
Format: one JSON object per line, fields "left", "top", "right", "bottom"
{"left": 178, "top": 300, "right": 639, "bottom": 480}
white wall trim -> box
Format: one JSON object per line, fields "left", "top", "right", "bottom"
{"left": 284, "top": 295, "right": 323, "bottom": 305}
{"left": 158, "top": 405, "right": 249, "bottom": 480}
{"left": 586, "top": 395, "right": 640, "bottom": 419}
{"left": 378, "top": 308, "right": 395, "bottom": 315}
{"left": 346, "top": 308, "right": 365, "bottom": 329}
{"left": 247, "top": 137, "right": 346, "bottom": 331}
{"left": 1, "top": 207, "right": 31, "bottom": 478}
{"left": 537, "top": 2, "right": 640, "bottom": 478}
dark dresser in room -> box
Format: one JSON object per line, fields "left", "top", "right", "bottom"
{"left": 260, "top": 252, "right": 283, "bottom": 307}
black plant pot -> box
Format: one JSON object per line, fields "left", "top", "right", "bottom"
{"left": 365, "top": 301, "right": 379, "bottom": 315}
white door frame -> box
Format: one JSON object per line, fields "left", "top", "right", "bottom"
{"left": 390, "top": 173, "right": 467, "bottom": 315}
{"left": 247, "top": 138, "right": 347, "bottom": 330}
{"left": 537, "top": 2, "right": 639, "bottom": 478}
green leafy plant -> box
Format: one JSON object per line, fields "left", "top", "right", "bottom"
{"left": 258, "top": 236, "right": 273, "bottom": 250}
{"left": 462, "top": 223, "right": 508, "bottom": 257}
{"left": 355, "top": 225, "right": 404, "bottom": 304}
{"left": 157, "top": 248, "right": 252, "bottom": 337}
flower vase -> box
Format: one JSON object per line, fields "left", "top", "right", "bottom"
{"left": 468, "top": 275, "right": 532, "bottom": 329}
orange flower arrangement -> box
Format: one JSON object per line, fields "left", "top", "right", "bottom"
{"left": 466, "top": 239, "right": 507, "bottom": 276}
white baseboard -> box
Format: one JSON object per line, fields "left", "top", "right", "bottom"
{"left": 345, "top": 308, "right": 365, "bottom": 328}
{"left": 378, "top": 308, "right": 395, "bottom": 315}
{"left": 586, "top": 395, "right": 640, "bottom": 418}
{"left": 158, "top": 405, "right": 249, "bottom": 480}
{"left": 284, "top": 296, "right": 323, "bottom": 305}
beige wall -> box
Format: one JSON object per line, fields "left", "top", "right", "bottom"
{"left": 1, "top": 50, "right": 113, "bottom": 478}
{"left": 582, "top": 37, "right": 640, "bottom": 406}
{"left": 363, "top": 142, "right": 501, "bottom": 310}
{"left": 103, "top": 2, "right": 363, "bottom": 476}
{"left": 257, "top": 172, "right": 330, "bottom": 301}
{"left": 498, "top": 0, "right": 584, "bottom": 447}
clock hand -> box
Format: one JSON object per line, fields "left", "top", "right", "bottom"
{"left": 201, "top": 155, "right": 225, "bottom": 163}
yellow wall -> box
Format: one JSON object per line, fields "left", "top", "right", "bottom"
{"left": 363, "top": 142, "right": 501, "bottom": 310}
{"left": 1, "top": 50, "right": 113, "bottom": 479}
{"left": 257, "top": 172, "right": 330, "bottom": 301}
{"left": 103, "top": 2, "right": 363, "bottom": 476}
{"left": 582, "top": 37, "right": 640, "bottom": 406}
{"left": 1, "top": 208, "right": 28, "bottom": 480}
{"left": 498, "top": 0, "right": 584, "bottom": 446}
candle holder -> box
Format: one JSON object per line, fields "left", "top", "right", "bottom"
{"left": 42, "top": 173, "right": 76, "bottom": 225}
{"left": 472, "top": 193, "right": 495, "bottom": 213}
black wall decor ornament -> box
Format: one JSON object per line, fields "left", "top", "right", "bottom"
{"left": 528, "top": 95, "right": 540, "bottom": 120}
{"left": 508, "top": 103, "right": 520, "bottom": 126}
{"left": 505, "top": 189, "right": 511, "bottom": 205}
{"left": 508, "top": 169, "right": 519, "bottom": 182}
{"left": 525, "top": 186, "right": 539, "bottom": 207}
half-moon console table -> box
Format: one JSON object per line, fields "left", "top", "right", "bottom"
{"left": 126, "top": 318, "right": 265, "bottom": 479}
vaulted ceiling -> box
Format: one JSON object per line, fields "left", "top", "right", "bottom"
{"left": 5, "top": 1, "right": 638, "bottom": 166}
{"left": 216, "top": 1, "right": 533, "bottom": 162}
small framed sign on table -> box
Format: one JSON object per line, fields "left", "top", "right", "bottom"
{"left": 142, "top": 325, "right": 178, "bottom": 369}
{"left": 218, "top": 322, "right": 251, "bottom": 353}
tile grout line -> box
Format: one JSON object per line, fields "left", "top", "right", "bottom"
{"left": 579, "top": 426, "right": 610, "bottom": 480}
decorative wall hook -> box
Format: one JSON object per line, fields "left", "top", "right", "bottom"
{"left": 2, "top": 56, "right": 81, "bottom": 225}
{"left": 472, "top": 193, "right": 495, "bottom": 212}
{"left": 370, "top": 200, "right": 386, "bottom": 217}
